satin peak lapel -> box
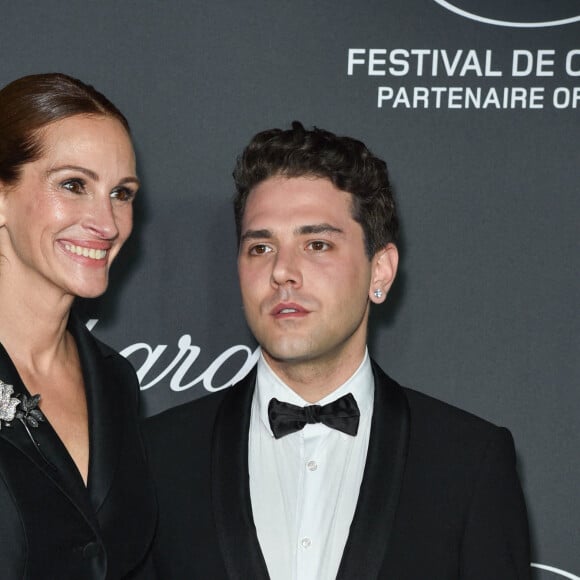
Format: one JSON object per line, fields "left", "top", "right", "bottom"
{"left": 0, "top": 336, "right": 93, "bottom": 517}
{"left": 211, "top": 367, "right": 270, "bottom": 580}
{"left": 68, "top": 314, "right": 124, "bottom": 514}
{"left": 336, "top": 360, "right": 410, "bottom": 580}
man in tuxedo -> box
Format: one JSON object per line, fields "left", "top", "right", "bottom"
{"left": 145, "top": 122, "right": 531, "bottom": 579}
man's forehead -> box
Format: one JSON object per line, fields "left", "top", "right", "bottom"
{"left": 249, "top": 174, "right": 346, "bottom": 194}
{"left": 245, "top": 176, "right": 353, "bottom": 217}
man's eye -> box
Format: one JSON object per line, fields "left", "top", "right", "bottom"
{"left": 61, "top": 179, "right": 86, "bottom": 194}
{"left": 111, "top": 187, "right": 136, "bottom": 202}
{"left": 250, "top": 244, "right": 272, "bottom": 255}
{"left": 307, "top": 241, "right": 330, "bottom": 251}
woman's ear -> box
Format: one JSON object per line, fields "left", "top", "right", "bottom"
{"left": 369, "top": 243, "right": 398, "bottom": 303}
{"left": 0, "top": 181, "right": 8, "bottom": 227}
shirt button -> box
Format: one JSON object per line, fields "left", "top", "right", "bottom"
{"left": 306, "top": 460, "right": 318, "bottom": 471}
{"left": 301, "top": 537, "right": 312, "bottom": 549}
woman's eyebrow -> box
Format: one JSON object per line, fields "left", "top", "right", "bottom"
{"left": 46, "top": 165, "right": 99, "bottom": 180}
{"left": 46, "top": 165, "right": 140, "bottom": 187}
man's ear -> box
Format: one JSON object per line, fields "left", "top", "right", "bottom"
{"left": 369, "top": 243, "right": 398, "bottom": 304}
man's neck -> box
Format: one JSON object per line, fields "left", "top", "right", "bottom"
{"left": 261, "top": 347, "right": 368, "bottom": 403}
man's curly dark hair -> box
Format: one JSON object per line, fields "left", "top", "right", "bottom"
{"left": 233, "top": 121, "right": 399, "bottom": 259}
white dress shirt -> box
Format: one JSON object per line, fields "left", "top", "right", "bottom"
{"left": 248, "top": 350, "right": 374, "bottom": 580}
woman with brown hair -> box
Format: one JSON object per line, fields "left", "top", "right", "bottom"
{"left": 0, "top": 73, "right": 156, "bottom": 579}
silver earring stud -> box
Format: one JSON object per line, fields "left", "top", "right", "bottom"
{"left": 373, "top": 289, "right": 383, "bottom": 299}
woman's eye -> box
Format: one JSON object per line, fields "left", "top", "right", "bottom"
{"left": 111, "top": 187, "right": 136, "bottom": 202}
{"left": 61, "top": 179, "right": 86, "bottom": 194}
{"left": 249, "top": 244, "right": 272, "bottom": 255}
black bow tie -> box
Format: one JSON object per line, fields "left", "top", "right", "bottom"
{"left": 268, "top": 393, "right": 360, "bottom": 439}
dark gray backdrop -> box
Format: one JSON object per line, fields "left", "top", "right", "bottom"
{"left": 2, "top": 1, "right": 578, "bottom": 577}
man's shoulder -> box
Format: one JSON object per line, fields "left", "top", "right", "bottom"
{"left": 145, "top": 388, "right": 230, "bottom": 435}
{"left": 373, "top": 359, "right": 499, "bottom": 432}
{"left": 403, "top": 385, "right": 498, "bottom": 431}
{"left": 372, "top": 361, "right": 510, "bottom": 459}
{"left": 398, "top": 384, "right": 516, "bottom": 474}
{"left": 144, "top": 368, "right": 255, "bottom": 440}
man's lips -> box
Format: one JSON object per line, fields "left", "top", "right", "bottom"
{"left": 270, "top": 302, "right": 310, "bottom": 317}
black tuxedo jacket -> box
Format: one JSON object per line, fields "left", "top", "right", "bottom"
{"left": 145, "top": 361, "right": 530, "bottom": 579}
{"left": 0, "top": 313, "right": 157, "bottom": 580}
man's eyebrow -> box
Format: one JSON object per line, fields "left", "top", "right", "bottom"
{"left": 46, "top": 165, "right": 140, "bottom": 188}
{"left": 240, "top": 224, "right": 344, "bottom": 243}
{"left": 296, "top": 224, "right": 344, "bottom": 236}
{"left": 240, "top": 229, "right": 273, "bottom": 243}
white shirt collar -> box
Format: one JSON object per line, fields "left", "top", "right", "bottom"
{"left": 255, "top": 349, "right": 374, "bottom": 437}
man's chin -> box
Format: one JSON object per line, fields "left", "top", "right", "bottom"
{"left": 261, "top": 344, "right": 318, "bottom": 367}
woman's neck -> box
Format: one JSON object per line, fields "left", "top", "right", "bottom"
{"left": 0, "top": 280, "right": 74, "bottom": 374}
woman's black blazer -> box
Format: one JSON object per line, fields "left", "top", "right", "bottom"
{"left": 0, "top": 313, "right": 156, "bottom": 579}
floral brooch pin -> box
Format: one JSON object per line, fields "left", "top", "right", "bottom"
{"left": 0, "top": 380, "right": 45, "bottom": 430}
